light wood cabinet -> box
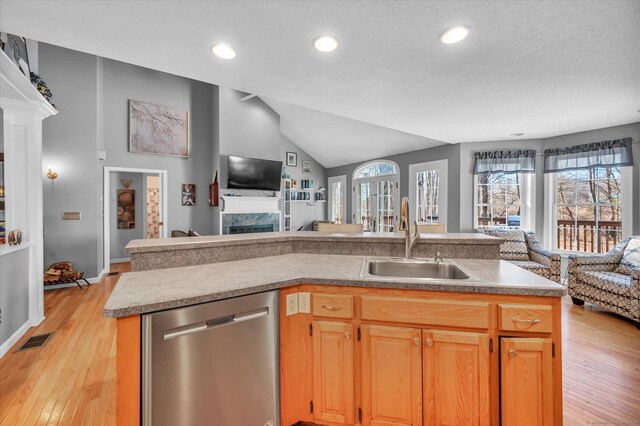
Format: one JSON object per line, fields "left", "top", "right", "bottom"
{"left": 361, "top": 324, "right": 422, "bottom": 426}
{"left": 501, "top": 338, "right": 554, "bottom": 426}
{"left": 312, "top": 320, "right": 355, "bottom": 425}
{"left": 423, "top": 330, "right": 491, "bottom": 426}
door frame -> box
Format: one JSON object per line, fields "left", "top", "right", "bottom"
{"left": 103, "top": 166, "right": 168, "bottom": 271}
{"left": 328, "top": 175, "right": 347, "bottom": 223}
{"left": 409, "top": 159, "right": 448, "bottom": 227}
{"left": 352, "top": 175, "right": 400, "bottom": 232}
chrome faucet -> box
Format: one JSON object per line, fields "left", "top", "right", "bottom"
{"left": 400, "top": 197, "right": 420, "bottom": 259}
{"left": 434, "top": 251, "right": 444, "bottom": 263}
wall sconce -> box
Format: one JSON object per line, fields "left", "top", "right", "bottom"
{"left": 47, "top": 165, "right": 58, "bottom": 180}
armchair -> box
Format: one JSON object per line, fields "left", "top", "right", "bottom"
{"left": 475, "top": 229, "right": 561, "bottom": 283}
{"left": 568, "top": 236, "right": 640, "bottom": 327}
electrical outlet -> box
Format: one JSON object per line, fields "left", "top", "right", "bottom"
{"left": 298, "top": 292, "right": 311, "bottom": 313}
{"left": 286, "top": 293, "right": 299, "bottom": 316}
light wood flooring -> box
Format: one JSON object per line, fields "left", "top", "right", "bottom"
{"left": 0, "top": 262, "right": 638, "bottom": 425}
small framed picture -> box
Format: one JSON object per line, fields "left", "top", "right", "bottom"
{"left": 181, "top": 183, "right": 196, "bottom": 206}
{"left": 1, "top": 33, "right": 30, "bottom": 78}
{"left": 302, "top": 160, "right": 311, "bottom": 174}
{"left": 286, "top": 151, "right": 297, "bottom": 167}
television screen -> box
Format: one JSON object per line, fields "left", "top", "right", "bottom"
{"left": 227, "top": 155, "right": 283, "bottom": 191}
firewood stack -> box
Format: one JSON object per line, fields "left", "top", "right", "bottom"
{"left": 44, "top": 261, "right": 86, "bottom": 287}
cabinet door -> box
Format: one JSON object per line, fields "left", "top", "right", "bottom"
{"left": 501, "top": 338, "right": 554, "bottom": 426}
{"left": 313, "top": 321, "right": 355, "bottom": 424}
{"left": 423, "top": 330, "right": 490, "bottom": 426}
{"left": 361, "top": 324, "right": 422, "bottom": 426}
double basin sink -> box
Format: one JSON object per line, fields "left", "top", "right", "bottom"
{"left": 361, "top": 257, "right": 480, "bottom": 282}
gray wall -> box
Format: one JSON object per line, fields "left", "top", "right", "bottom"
{"left": 41, "top": 43, "right": 216, "bottom": 276}
{"left": 109, "top": 172, "right": 143, "bottom": 261}
{"left": 281, "top": 134, "right": 327, "bottom": 230}
{"left": 41, "top": 44, "right": 101, "bottom": 277}
{"left": 0, "top": 248, "right": 29, "bottom": 349}
{"left": 326, "top": 143, "right": 461, "bottom": 232}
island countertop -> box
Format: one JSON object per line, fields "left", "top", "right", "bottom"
{"left": 104, "top": 253, "right": 566, "bottom": 318}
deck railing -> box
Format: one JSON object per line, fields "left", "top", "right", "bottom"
{"left": 556, "top": 219, "right": 622, "bottom": 253}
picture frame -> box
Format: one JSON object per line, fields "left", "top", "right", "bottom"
{"left": 286, "top": 151, "right": 297, "bottom": 167}
{"left": 182, "top": 183, "right": 196, "bottom": 206}
{"left": 1, "top": 33, "right": 30, "bottom": 78}
{"left": 129, "top": 99, "right": 189, "bottom": 158}
{"left": 302, "top": 160, "right": 311, "bottom": 174}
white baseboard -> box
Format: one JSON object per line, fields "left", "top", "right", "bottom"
{"left": 110, "top": 258, "right": 131, "bottom": 264}
{"left": 0, "top": 320, "right": 31, "bottom": 359}
{"left": 43, "top": 269, "right": 107, "bottom": 291}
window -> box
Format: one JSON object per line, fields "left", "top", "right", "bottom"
{"left": 475, "top": 172, "right": 533, "bottom": 230}
{"left": 409, "top": 160, "right": 447, "bottom": 225}
{"left": 328, "top": 175, "right": 346, "bottom": 224}
{"left": 554, "top": 166, "right": 628, "bottom": 253}
{"left": 352, "top": 160, "right": 400, "bottom": 232}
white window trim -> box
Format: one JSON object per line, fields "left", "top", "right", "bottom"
{"left": 409, "top": 159, "right": 448, "bottom": 226}
{"left": 328, "top": 175, "right": 347, "bottom": 223}
{"left": 472, "top": 172, "right": 535, "bottom": 232}
{"left": 545, "top": 166, "right": 633, "bottom": 254}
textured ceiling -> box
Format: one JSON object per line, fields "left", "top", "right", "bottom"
{"left": 1, "top": 1, "right": 639, "bottom": 167}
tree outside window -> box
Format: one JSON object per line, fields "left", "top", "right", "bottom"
{"left": 476, "top": 172, "right": 523, "bottom": 229}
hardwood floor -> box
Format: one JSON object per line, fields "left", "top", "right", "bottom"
{"left": 1, "top": 263, "right": 638, "bottom": 425}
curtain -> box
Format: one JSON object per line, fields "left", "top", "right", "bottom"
{"left": 543, "top": 138, "right": 633, "bottom": 173}
{"left": 473, "top": 150, "right": 536, "bottom": 175}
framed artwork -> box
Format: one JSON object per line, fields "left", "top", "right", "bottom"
{"left": 117, "top": 189, "right": 136, "bottom": 229}
{"left": 286, "top": 151, "right": 297, "bottom": 167}
{"left": 182, "top": 183, "right": 196, "bottom": 206}
{"left": 302, "top": 160, "right": 311, "bottom": 174}
{"left": 1, "top": 33, "right": 30, "bottom": 78}
{"left": 129, "top": 99, "right": 189, "bottom": 157}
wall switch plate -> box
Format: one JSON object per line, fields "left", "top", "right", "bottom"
{"left": 62, "top": 212, "right": 81, "bottom": 220}
{"left": 298, "top": 292, "right": 311, "bottom": 313}
{"left": 286, "top": 293, "right": 299, "bottom": 316}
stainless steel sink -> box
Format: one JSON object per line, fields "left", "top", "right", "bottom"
{"left": 361, "top": 258, "right": 480, "bottom": 281}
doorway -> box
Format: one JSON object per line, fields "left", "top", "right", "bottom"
{"left": 352, "top": 160, "right": 400, "bottom": 232}
{"left": 103, "top": 167, "right": 167, "bottom": 270}
{"left": 409, "top": 159, "right": 448, "bottom": 227}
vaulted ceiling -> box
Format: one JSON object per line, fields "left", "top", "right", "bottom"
{"left": 2, "top": 1, "right": 638, "bottom": 167}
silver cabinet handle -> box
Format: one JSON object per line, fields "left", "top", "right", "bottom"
{"left": 321, "top": 305, "right": 343, "bottom": 311}
{"left": 512, "top": 317, "right": 542, "bottom": 324}
{"left": 426, "top": 339, "right": 433, "bottom": 347}
{"left": 344, "top": 332, "right": 351, "bottom": 340}
{"left": 163, "top": 307, "right": 269, "bottom": 340}
{"left": 413, "top": 338, "right": 420, "bottom": 346}
{"left": 508, "top": 348, "right": 517, "bottom": 357}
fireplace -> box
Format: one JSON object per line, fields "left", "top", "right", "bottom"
{"left": 229, "top": 224, "right": 275, "bottom": 234}
{"left": 219, "top": 196, "right": 282, "bottom": 235}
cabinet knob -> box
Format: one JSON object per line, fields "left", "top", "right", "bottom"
{"left": 413, "top": 338, "right": 420, "bottom": 346}
{"left": 508, "top": 348, "right": 517, "bottom": 357}
{"left": 426, "top": 339, "right": 433, "bottom": 347}
{"left": 344, "top": 332, "right": 351, "bottom": 340}
{"left": 321, "top": 305, "right": 343, "bottom": 312}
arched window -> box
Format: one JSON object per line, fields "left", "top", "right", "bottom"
{"left": 353, "top": 161, "right": 399, "bottom": 179}
{"left": 352, "top": 160, "right": 400, "bottom": 232}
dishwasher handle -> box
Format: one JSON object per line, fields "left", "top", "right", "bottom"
{"left": 164, "top": 307, "right": 269, "bottom": 340}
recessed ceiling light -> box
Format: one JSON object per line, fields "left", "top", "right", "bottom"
{"left": 440, "top": 26, "right": 470, "bottom": 44}
{"left": 314, "top": 36, "right": 338, "bottom": 52}
{"left": 511, "top": 133, "right": 525, "bottom": 137}
{"left": 211, "top": 44, "right": 236, "bottom": 59}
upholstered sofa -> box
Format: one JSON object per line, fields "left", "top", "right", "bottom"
{"left": 475, "top": 229, "right": 561, "bottom": 283}
{"left": 568, "top": 236, "right": 640, "bottom": 327}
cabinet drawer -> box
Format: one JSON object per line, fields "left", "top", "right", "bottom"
{"left": 498, "top": 304, "right": 553, "bottom": 333}
{"left": 361, "top": 296, "right": 490, "bottom": 329}
{"left": 313, "top": 294, "right": 354, "bottom": 319}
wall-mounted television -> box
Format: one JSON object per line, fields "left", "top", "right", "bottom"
{"left": 227, "top": 155, "right": 283, "bottom": 191}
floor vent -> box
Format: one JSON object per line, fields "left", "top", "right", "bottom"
{"left": 107, "top": 272, "right": 119, "bottom": 276}
{"left": 15, "top": 333, "right": 54, "bottom": 352}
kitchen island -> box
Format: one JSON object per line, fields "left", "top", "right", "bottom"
{"left": 105, "top": 233, "right": 565, "bottom": 426}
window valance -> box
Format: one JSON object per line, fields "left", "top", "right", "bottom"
{"left": 543, "top": 138, "right": 633, "bottom": 173}
{"left": 473, "top": 150, "right": 536, "bottom": 175}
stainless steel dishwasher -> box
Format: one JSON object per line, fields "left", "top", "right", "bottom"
{"left": 142, "top": 290, "right": 279, "bottom": 426}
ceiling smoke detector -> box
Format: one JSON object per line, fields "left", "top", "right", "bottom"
{"left": 510, "top": 133, "right": 525, "bottom": 137}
